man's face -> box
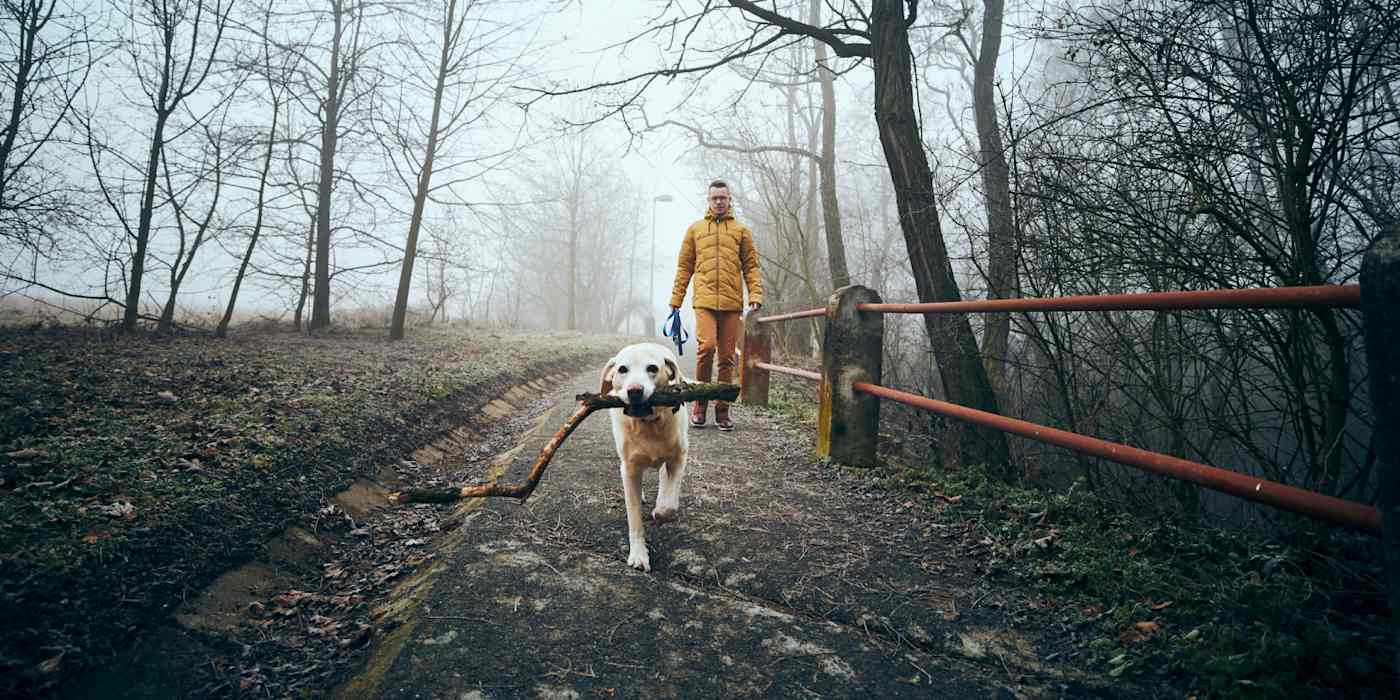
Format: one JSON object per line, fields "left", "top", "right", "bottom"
{"left": 708, "top": 187, "right": 731, "bottom": 217}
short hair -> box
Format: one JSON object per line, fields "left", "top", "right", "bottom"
{"left": 708, "top": 179, "right": 729, "bottom": 191}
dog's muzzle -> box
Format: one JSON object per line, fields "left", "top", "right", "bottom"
{"left": 622, "top": 387, "right": 653, "bottom": 417}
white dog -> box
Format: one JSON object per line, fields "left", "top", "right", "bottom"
{"left": 598, "top": 342, "right": 690, "bottom": 572}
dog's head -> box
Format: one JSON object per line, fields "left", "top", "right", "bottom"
{"left": 600, "top": 343, "right": 681, "bottom": 417}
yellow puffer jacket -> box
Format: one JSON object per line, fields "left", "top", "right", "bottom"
{"left": 669, "top": 209, "right": 763, "bottom": 311}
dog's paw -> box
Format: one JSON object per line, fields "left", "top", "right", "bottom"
{"left": 627, "top": 544, "right": 651, "bottom": 572}
{"left": 651, "top": 505, "right": 678, "bottom": 523}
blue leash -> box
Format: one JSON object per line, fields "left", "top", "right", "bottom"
{"left": 662, "top": 308, "right": 690, "bottom": 356}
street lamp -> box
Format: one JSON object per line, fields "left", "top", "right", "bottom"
{"left": 648, "top": 193, "right": 674, "bottom": 334}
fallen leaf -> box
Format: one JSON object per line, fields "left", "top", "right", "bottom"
{"left": 1135, "top": 620, "right": 1160, "bottom": 634}
{"left": 1150, "top": 600, "right": 1173, "bottom": 611}
{"left": 340, "top": 624, "right": 372, "bottom": 648}
{"left": 95, "top": 501, "right": 136, "bottom": 519}
{"left": 1119, "top": 629, "right": 1148, "bottom": 644}
{"left": 156, "top": 391, "right": 179, "bottom": 403}
{"left": 271, "top": 590, "right": 317, "bottom": 607}
{"left": 308, "top": 614, "right": 339, "bottom": 636}
{"left": 36, "top": 654, "right": 63, "bottom": 675}
{"left": 6, "top": 448, "right": 46, "bottom": 460}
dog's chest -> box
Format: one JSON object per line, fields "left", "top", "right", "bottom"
{"left": 619, "top": 416, "right": 681, "bottom": 467}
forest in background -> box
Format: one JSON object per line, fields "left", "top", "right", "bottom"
{"left": 2, "top": 0, "right": 1397, "bottom": 522}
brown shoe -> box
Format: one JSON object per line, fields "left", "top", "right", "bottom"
{"left": 715, "top": 402, "right": 734, "bottom": 431}
{"left": 690, "top": 401, "right": 708, "bottom": 428}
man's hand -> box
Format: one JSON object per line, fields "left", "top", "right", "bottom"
{"left": 670, "top": 305, "right": 679, "bottom": 311}
{"left": 747, "top": 302, "right": 761, "bottom": 314}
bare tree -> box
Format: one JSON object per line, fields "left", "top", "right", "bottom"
{"left": 0, "top": 0, "right": 93, "bottom": 255}
{"left": 154, "top": 112, "right": 235, "bottom": 332}
{"left": 531, "top": 1, "right": 1010, "bottom": 470}
{"left": 383, "top": 0, "right": 521, "bottom": 339}
{"left": 809, "top": 0, "right": 850, "bottom": 290}
{"left": 931, "top": 0, "right": 1018, "bottom": 398}
{"left": 307, "top": 0, "right": 353, "bottom": 331}
{"left": 90, "top": 0, "right": 232, "bottom": 333}
{"left": 216, "top": 2, "right": 294, "bottom": 337}
{"left": 1016, "top": 0, "right": 1398, "bottom": 498}
{"left": 302, "top": 0, "right": 396, "bottom": 331}
{"left": 496, "top": 131, "right": 636, "bottom": 333}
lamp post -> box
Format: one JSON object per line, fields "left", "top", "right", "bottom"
{"left": 648, "top": 193, "right": 674, "bottom": 334}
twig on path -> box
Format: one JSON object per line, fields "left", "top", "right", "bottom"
{"left": 426, "top": 615, "right": 492, "bottom": 624}
{"left": 391, "top": 382, "right": 739, "bottom": 505}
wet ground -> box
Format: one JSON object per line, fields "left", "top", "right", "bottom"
{"left": 329, "top": 371, "right": 1112, "bottom": 699}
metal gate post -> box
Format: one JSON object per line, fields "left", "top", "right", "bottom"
{"left": 817, "top": 285, "right": 883, "bottom": 466}
{"left": 1361, "top": 230, "right": 1400, "bottom": 685}
{"left": 740, "top": 319, "right": 771, "bottom": 407}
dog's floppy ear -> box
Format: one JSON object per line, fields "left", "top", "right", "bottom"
{"left": 599, "top": 359, "right": 618, "bottom": 394}
{"left": 663, "top": 357, "right": 680, "bottom": 385}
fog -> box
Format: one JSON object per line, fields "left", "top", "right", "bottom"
{"left": 3, "top": 0, "right": 1396, "bottom": 512}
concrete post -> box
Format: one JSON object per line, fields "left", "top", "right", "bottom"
{"left": 817, "top": 285, "right": 883, "bottom": 466}
{"left": 1361, "top": 231, "right": 1400, "bottom": 687}
{"left": 740, "top": 320, "right": 771, "bottom": 407}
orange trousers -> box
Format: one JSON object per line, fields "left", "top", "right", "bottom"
{"left": 693, "top": 308, "right": 743, "bottom": 392}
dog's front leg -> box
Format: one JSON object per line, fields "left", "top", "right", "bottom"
{"left": 620, "top": 459, "right": 650, "bottom": 572}
{"left": 653, "top": 446, "right": 687, "bottom": 523}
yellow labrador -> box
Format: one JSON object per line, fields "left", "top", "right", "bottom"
{"left": 599, "top": 342, "right": 690, "bottom": 572}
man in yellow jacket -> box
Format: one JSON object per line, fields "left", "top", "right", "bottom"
{"left": 669, "top": 179, "right": 763, "bottom": 431}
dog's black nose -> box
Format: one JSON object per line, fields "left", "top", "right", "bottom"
{"left": 626, "top": 387, "right": 645, "bottom": 402}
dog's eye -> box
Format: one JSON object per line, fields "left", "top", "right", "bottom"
{"left": 617, "top": 366, "right": 628, "bottom": 375}
{"left": 646, "top": 364, "right": 659, "bottom": 374}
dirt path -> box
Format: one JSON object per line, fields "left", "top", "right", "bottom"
{"left": 331, "top": 371, "right": 1117, "bottom": 699}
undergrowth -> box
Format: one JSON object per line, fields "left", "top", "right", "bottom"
{"left": 762, "top": 379, "right": 1393, "bottom": 698}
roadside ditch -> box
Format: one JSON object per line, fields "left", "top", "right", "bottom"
{"left": 62, "top": 369, "right": 586, "bottom": 698}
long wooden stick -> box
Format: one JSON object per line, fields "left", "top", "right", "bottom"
{"left": 391, "top": 382, "right": 739, "bottom": 505}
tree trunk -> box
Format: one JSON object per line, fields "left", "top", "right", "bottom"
{"left": 158, "top": 131, "right": 224, "bottom": 334}
{"left": 810, "top": 0, "right": 850, "bottom": 290}
{"left": 390, "top": 0, "right": 456, "bottom": 341}
{"left": 294, "top": 218, "right": 314, "bottom": 332}
{"left": 972, "top": 0, "right": 1016, "bottom": 400}
{"left": 869, "top": 0, "right": 1010, "bottom": 475}
{"left": 310, "top": 1, "right": 344, "bottom": 333}
{"left": 121, "top": 107, "right": 171, "bottom": 333}
{"left": 219, "top": 111, "right": 278, "bottom": 337}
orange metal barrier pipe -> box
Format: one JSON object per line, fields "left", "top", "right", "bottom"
{"left": 753, "top": 308, "right": 828, "bottom": 324}
{"left": 852, "top": 380, "right": 1382, "bottom": 535}
{"left": 858, "top": 284, "right": 1360, "bottom": 315}
{"left": 755, "top": 362, "right": 821, "bottom": 382}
